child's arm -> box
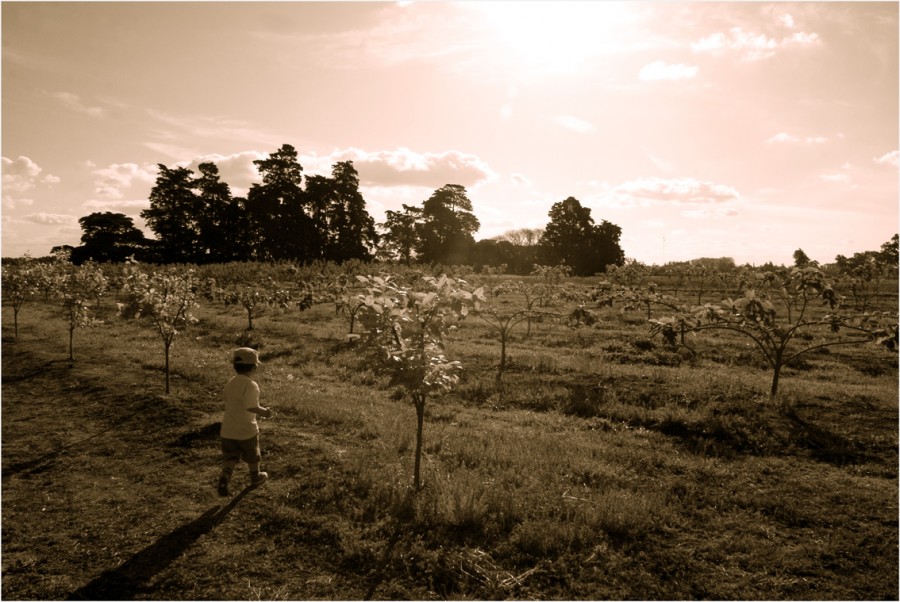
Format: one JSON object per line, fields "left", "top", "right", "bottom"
{"left": 247, "top": 406, "right": 273, "bottom": 419}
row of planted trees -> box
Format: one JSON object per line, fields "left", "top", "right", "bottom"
{"left": 3, "top": 254, "right": 896, "bottom": 490}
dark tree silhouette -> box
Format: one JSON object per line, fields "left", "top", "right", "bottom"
{"left": 380, "top": 204, "right": 423, "bottom": 265}
{"left": 305, "top": 161, "right": 377, "bottom": 262}
{"left": 246, "top": 144, "right": 317, "bottom": 261}
{"left": 418, "top": 184, "right": 480, "bottom": 265}
{"left": 540, "top": 196, "right": 623, "bottom": 276}
{"left": 71, "top": 212, "right": 149, "bottom": 264}
{"left": 141, "top": 165, "right": 202, "bottom": 263}
{"left": 194, "top": 162, "right": 236, "bottom": 263}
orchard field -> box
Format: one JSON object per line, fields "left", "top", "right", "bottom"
{"left": 2, "top": 259, "right": 898, "bottom": 600}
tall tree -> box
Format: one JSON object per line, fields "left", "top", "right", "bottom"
{"left": 380, "top": 204, "right": 423, "bottom": 265}
{"left": 879, "top": 234, "right": 898, "bottom": 267}
{"left": 540, "top": 196, "right": 623, "bottom": 276}
{"left": 71, "top": 212, "right": 149, "bottom": 264}
{"left": 793, "top": 248, "right": 811, "bottom": 268}
{"left": 141, "top": 165, "right": 202, "bottom": 263}
{"left": 246, "top": 144, "right": 317, "bottom": 261}
{"left": 418, "top": 184, "right": 480, "bottom": 265}
{"left": 305, "top": 161, "right": 378, "bottom": 262}
{"left": 194, "top": 162, "right": 236, "bottom": 263}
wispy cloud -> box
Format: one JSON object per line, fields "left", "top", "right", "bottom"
{"left": 639, "top": 61, "right": 698, "bottom": 81}
{"left": 22, "top": 212, "right": 78, "bottom": 226}
{"left": 608, "top": 176, "right": 741, "bottom": 206}
{"left": 323, "top": 147, "right": 497, "bottom": 188}
{"left": 82, "top": 199, "right": 149, "bottom": 212}
{"left": 145, "top": 109, "right": 287, "bottom": 158}
{"left": 874, "top": 150, "right": 899, "bottom": 167}
{"left": 820, "top": 173, "right": 852, "bottom": 185}
{"left": 766, "top": 132, "right": 828, "bottom": 144}
{"left": 682, "top": 207, "right": 740, "bottom": 218}
{"left": 51, "top": 92, "right": 105, "bottom": 117}
{"left": 553, "top": 115, "right": 595, "bottom": 134}
{"left": 692, "top": 24, "right": 820, "bottom": 61}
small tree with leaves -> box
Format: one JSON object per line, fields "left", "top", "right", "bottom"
{"left": 2, "top": 261, "right": 38, "bottom": 339}
{"left": 651, "top": 266, "right": 896, "bottom": 397}
{"left": 57, "top": 263, "right": 108, "bottom": 362}
{"left": 356, "top": 274, "right": 484, "bottom": 490}
{"left": 120, "top": 263, "right": 198, "bottom": 393}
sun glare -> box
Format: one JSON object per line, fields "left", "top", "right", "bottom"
{"left": 472, "top": 1, "right": 639, "bottom": 76}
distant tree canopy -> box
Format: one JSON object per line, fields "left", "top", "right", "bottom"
{"left": 540, "top": 196, "right": 624, "bottom": 276}
{"left": 65, "top": 143, "right": 632, "bottom": 275}
{"left": 793, "top": 248, "right": 812, "bottom": 268}
{"left": 132, "top": 144, "right": 378, "bottom": 265}
{"left": 70, "top": 212, "right": 150, "bottom": 264}
{"left": 418, "top": 184, "right": 480, "bottom": 265}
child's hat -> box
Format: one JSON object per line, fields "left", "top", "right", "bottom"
{"left": 233, "top": 347, "right": 262, "bottom": 366}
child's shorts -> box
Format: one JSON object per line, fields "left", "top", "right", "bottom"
{"left": 221, "top": 435, "right": 261, "bottom": 464}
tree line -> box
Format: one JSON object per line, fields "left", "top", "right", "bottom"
{"left": 60, "top": 144, "right": 625, "bottom": 276}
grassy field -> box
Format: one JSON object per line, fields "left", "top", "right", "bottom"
{"left": 2, "top": 280, "right": 897, "bottom": 600}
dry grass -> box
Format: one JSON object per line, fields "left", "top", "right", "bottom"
{"left": 2, "top": 286, "right": 897, "bottom": 600}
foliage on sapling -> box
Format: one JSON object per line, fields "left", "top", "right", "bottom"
{"left": 2, "top": 261, "right": 38, "bottom": 339}
{"left": 57, "top": 263, "right": 107, "bottom": 362}
{"left": 651, "top": 266, "right": 897, "bottom": 397}
{"left": 355, "top": 274, "right": 484, "bottom": 490}
{"left": 119, "top": 262, "right": 198, "bottom": 393}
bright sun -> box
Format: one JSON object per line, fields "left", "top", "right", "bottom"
{"left": 472, "top": 1, "right": 639, "bottom": 76}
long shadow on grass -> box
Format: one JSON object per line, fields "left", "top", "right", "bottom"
{"left": 67, "top": 487, "right": 252, "bottom": 601}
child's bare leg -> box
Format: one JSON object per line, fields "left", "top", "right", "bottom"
{"left": 249, "top": 463, "right": 268, "bottom": 485}
{"left": 218, "top": 459, "right": 238, "bottom": 495}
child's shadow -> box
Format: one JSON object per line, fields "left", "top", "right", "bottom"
{"left": 68, "top": 486, "right": 254, "bottom": 600}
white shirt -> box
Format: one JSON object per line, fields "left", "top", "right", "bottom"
{"left": 220, "top": 374, "right": 260, "bottom": 440}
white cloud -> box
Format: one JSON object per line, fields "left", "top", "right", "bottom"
{"left": 22, "top": 212, "right": 78, "bottom": 226}
{"left": 609, "top": 176, "right": 741, "bottom": 205}
{"left": 778, "top": 13, "right": 795, "bottom": 29}
{"left": 183, "top": 151, "right": 268, "bottom": 196}
{"left": 553, "top": 115, "right": 595, "bottom": 133}
{"left": 2, "top": 156, "right": 59, "bottom": 198}
{"left": 92, "top": 163, "right": 157, "bottom": 199}
{"left": 638, "top": 61, "right": 699, "bottom": 81}
{"left": 767, "top": 132, "right": 799, "bottom": 143}
{"left": 692, "top": 25, "right": 820, "bottom": 61}
{"left": 787, "top": 32, "right": 820, "bottom": 46}
{"left": 682, "top": 207, "right": 740, "bottom": 219}
{"left": 766, "top": 133, "right": 828, "bottom": 144}
{"left": 820, "top": 173, "right": 852, "bottom": 184}
{"left": 321, "top": 147, "right": 497, "bottom": 187}
{"left": 874, "top": 150, "right": 899, "bottom": 167}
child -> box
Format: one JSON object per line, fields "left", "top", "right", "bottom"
{"left": 218, "top": 347, "right": 273, "bottom": 496}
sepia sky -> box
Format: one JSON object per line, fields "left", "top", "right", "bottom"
{"left": 2, "top": 1, "right": 897, "bottom": 264}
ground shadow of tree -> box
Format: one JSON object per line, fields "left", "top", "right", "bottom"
{"left": 67, "top": 487, "right": 253, "bottom": 600}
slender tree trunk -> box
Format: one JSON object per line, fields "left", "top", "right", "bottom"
{"left": 413, "top": 393, "right": 426, "bottom": 491}
{"left": 68, "top": 325, "right": 75, "bottom": 362}
{"left": 770, "top": 360, "right": 782, "bottom": 397}
{"left": 498, "top": 333, "right": 508, "bottom": 380}
{"left": 165, "top": 340, "right": 171, "bottom": 394}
